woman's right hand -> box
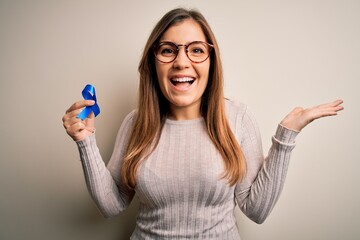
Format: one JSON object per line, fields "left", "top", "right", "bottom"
{"left": 62, "top": 100, "right": 96, "bottom": 142}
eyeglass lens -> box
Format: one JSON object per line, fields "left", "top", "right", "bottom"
{"left": 155, "top": 42, "right": 211, "bottom": 63}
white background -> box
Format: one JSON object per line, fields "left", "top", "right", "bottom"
{"left": 0, "top": 0, "right": 359, "bottom": 239}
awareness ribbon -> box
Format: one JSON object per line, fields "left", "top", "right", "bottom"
{"left": 77, "top": 84, "right": 100, "bottom": 120}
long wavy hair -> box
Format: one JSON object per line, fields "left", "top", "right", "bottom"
{"left": 121, "top": 8, "right": 246, "bottom": 189}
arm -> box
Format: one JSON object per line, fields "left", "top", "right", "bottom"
{"left": 62, "top": 100, "right": 135, "bottom": 218}
{"left": 234, "top": 99, "right": 344, "bottom": 223}
{"left": 234, "top": 108, "right": 298, "bottom": 224}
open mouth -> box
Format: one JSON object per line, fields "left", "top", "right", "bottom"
{"left": 170, "top": 77, "right": 195, "bottom": 87}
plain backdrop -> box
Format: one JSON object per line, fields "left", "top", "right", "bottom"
{"left": 0, "top": 0, "right": 359, "bottom": 239}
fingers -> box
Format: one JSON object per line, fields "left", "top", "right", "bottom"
{"left": 331, "top": 99, "right": 344, "bottom": 112}
{"left": 65, "top": 100, "right": 95, "bottom": 114}
{"left": 305, "top": 99, "right": 344, "bottom": 122}
{"left": 62, "top": 100, "right": 95, "bottom": 122}
{"left": 66, "top": 120, "right": 85, "bottom": 134}
{"left": 330, "top": 99, "right": 343, "bottom": 106}
{"left": 64, "top": 120, "right": 85, "bottom": 141}
{"left": 64, "top": 118, "right": 94, "bottom": 141}
{"left": 86, "top": 111, "right": 95, "bottom": 120}
{"left": 63, "top": 114, "right": 82, "bottom": 128}
{"left": 312, "top": 99, "right": 344, "bottom": 114}
{"left": 62, "top": 100, "right": 96, "bottom": 141}
{"left": 62, "top": 108, "right": 82, "bottom": 121}
{"left": 280, "top": 99, "right": 344, "bottom": 132}
{"left": 62, "top": 112, "right": 84, "bottom": 134}
{"left": 314, "top": 99, "right": 344, "bottom": 110}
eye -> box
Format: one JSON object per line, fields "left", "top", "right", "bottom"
{"left": 188, "top": 43, "right": 207, "bottom": 55}
{"left": 158, "top": 44, "right": 177, "bottom": 56}
{"left": 161, "top": 48, "right": 175, "bottom": 54}
{"left": 191, "top": 48, "right": 205, "bottom": 54}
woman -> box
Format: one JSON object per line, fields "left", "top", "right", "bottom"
{"left": 62, "top": 8, "right": 343, "bottom": 239}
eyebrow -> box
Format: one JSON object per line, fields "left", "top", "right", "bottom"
{"left": 159, "top": 40, "right": 206, "bottom": 45}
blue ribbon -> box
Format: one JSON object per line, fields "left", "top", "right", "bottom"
{"left": 77, "top": 84, "right": 100, "bottom": 120}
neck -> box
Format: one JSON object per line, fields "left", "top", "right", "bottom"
{"left": 168, "top": 104, "right": 201, "bottom": 120}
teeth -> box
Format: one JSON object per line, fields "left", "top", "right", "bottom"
{"left": 171, "top": 77, "right": 194, "bottom": 82}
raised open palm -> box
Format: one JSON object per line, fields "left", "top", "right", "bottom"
{"left": 280, "top": 99, "right": 344, "bottom": 132}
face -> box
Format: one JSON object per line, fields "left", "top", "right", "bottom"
{"left": 155, "top": 19, "right": 210, "bottom": 120}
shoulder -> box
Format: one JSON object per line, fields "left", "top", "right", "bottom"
{"left": 112, "top": 109, "right": 138, "bottom": 148}
{"left": 225, "top": 99, "right": 249, "bottom": 124}
{"left": 118, "top": 109, "right": 137, "bottom": 133}
{"left": 225, "top": 99, "right": 259, "bottom": 141}
{"left": 225, "top": 99, "right": 247, "bottom": 113}
{"left": 124, "top": 109, "right": 137, "bottom": 123}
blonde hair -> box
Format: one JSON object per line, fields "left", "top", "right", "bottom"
{"left": 121, "top": 8, "right": 246, "bottom": 189}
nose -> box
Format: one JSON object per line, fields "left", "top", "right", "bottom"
{"left": 173, "top": 46, "right": 190, "bottom": 69}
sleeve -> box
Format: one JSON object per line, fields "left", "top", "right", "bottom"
{"left": 76, "top": 110, "right": 137, "bottom": 218}
{"left": 234, "top": 106, "right": 299, "bottom": 224}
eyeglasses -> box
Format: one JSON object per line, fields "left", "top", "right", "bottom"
{"left": 153, "top": 41, "right": 214, "bottom": 63}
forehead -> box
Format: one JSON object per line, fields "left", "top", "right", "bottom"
{"left": 160, "top": 19, "right": 207, "bottom": 43}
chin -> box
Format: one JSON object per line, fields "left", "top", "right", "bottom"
{"left": 170, "top": 98, "right": 201, "bottom": 109}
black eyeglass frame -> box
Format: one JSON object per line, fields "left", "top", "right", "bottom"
{"left": 152, "top": 41, "right": 214, "bottom": 63}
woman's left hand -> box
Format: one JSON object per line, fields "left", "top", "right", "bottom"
{"left": 280, "top": 99, "right": 344, "bottom": 132}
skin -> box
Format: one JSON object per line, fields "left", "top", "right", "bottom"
{"left": 280, "top": 99, "right": 344, "bottom": 131}
{"left": 63, "top": 99, "right": 344, "bottom": 141}
{"left": 155, "top": 19, "right": 210, "bottom": 120}
{"left": 62, "top": 20, "right": 344, "bottom": 141}
{"left": 62, "top": 100, "right": 96, "bottom": 142}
